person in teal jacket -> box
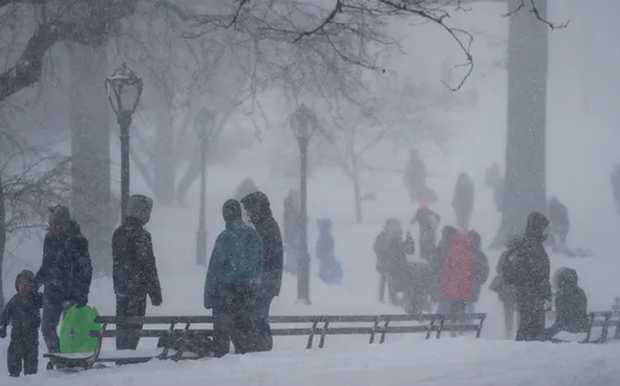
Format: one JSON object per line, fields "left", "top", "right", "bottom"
{"left": 204, "top": 199, "right": 264, "bottom": 357}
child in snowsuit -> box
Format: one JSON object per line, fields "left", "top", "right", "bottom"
{"left": 544, "top": 267, "right": 589, "bottom": 340}
{"left": 0, "top": 270, "right": 43, "bottom": 377}
{"left": 316, "top": 218, "right": 343, "bottom": 285}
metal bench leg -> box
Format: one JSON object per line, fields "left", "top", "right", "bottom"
{"left": 318, "top": 321, "right": 330, "bottom": 349}
{"left": 85, "top": 322, "right": 108, "bottom": 370}
{"left": 370, "top": 317, "right": 379, "bottom": 344}
{"left": 436, "top": 317, "right": 445, "bottom": 339}
{"left": 583, "top": 313, "right": 595, "bottom": 343}
{"left": 160, "top": 322, "right": 178, "bottom": 359}
{"left": 476, "top": 315, "right": 486, "bottom": 339}
{"left": 306, "top": 321, "right": 319, "bottom": 349}
{"left": 379, "top": 320, "right": 390, "bottom": 344}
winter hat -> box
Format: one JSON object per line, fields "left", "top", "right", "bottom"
{"left": 15, "top": 270, "right": 35, "bottom": 291}
{"left": 222, "top": 199, "right": 242, "bottom": 222}
{"left": 240, "top": 191, "right": 272, "bottom": 221}
{"left": 48, "top": 205, "right": 71, "bottom": 226}
{"left": 127, "top": 194, "right": 153, "bottom": 224}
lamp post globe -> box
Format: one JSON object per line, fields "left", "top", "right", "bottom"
{"left": 105, "top": 63, "right": 143, "bottom": 221}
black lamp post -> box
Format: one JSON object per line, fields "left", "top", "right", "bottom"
{"left": 195, "top": 107, "right": 215, "bottom": 266}
{"left": 105, "top": 63, "right": 143, "bottom": 221}
{"left": 289, "top": 103, "right": 317, "bottom": 305}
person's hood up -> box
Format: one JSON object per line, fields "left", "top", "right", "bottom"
{"left": 127, "top": 194, "right": 153, "bottom": 225}
{"left": 524, "top": 211, "right": 549, "bottom": 241}
{"left": 441, "top": 225, "right": 457, "bottom": 241}
{"left": 505, "top": 234, "right": 523, "bottom": 250}
{"left": 240, "top": 191, "right": 273, "bottom": 223}
{"left": 555, "top": 267, "right": 578, "bottom": 290}
{"left": 223, "top": 199, "right": 242, "bottom": 223}
{"left": 15, "top": 270, "right": 35, "bottom": 291}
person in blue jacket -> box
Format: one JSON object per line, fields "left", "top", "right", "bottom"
{"left": 204, "top": 199, "right": 264, "bottom": 357}
{"left": 316, "top": 218, "right": 342, "bottom": 285}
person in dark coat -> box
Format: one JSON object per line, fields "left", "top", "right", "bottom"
{"left": 240, "top": 191, "right": 283, "bottom": 352}
{"left": 0, "top": 271, "right": 43, "bottom": 377}
{"left": 283, "top": 189, "right": 304, "bottom": 275}
{"left": 467, "top": 230, "right": 490, "bottom": 313}
{"left": 503, "top": 211, "right": 552, "bottom": 342}
{"left": 452, "top": 172, "right": 475, "bottom": 232}
{"left": 547, "top": 196, "right": 570, "bottom": 250}
{"left": 373, "top": 219, "right": 415, "bottom": 305}
{"left": 544, "top": 267, "right": 589, "bottom": 340}
{"left": 411, "top": 200, "right": 441, "bottom": 262}
{"left": 112, "top": 194, "right": 162, "bottom": 351}
{"left": 204, "top": 199, "right": 264, "bottom": 357}
{"left": 35, "top": 205, "right": 92, "bottom": 354}
{"left": 315, "top": 218, "right": 343, "bottom": 285}
{"left": 493, "top": 235, "right": 522, "bottom": 339}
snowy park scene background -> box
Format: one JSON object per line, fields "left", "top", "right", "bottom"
{"left": 2, "top": 0, "right": 620, "bottom": 385}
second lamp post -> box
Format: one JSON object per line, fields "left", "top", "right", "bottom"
{"left": 105, "top": 63, "right": 143, "bottom": 221}
{"left": 289, "top": 103, "right": 317, "bottom": 305}
{"left": 195, "top": 108, "right": 215, "bottom": 266}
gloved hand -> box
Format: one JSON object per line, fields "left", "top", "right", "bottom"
{"left": 75, "top": 296, "right": 88, "bottom": 309}
{"left": 204, "top": 297, "right": 213, "bottom": 310}
{"left": 150, "top": 294, "right": 162, "bottom": 307}
{"left": 0, "top": 327, "right": 7, "bottom": 339}
{"left": 543, "top": 299, "right": 552, "bottom": 311}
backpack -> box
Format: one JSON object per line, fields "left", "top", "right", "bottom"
{"left": 440, "top": 231, "right": 476, "bottom": 302}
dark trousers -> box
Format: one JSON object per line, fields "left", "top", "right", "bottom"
{"left": 7, "top": 337, "right": 38, "bottom": 377}
{"left": 212, "top": 292, "right": 254, "bottom": 358}
{"left": 251, "top": 294, "right": 274, "bottom": 352}
{"left": 116, "top": 295, "right": 147, "bottom": 350}
{"left": 516, "top": 308, "right": 546, "bottom": 341}
{"left": 41, "top": 295, "right": 73, "bottom": 353}
{"left": 379, "top": 273, "right": 399, "bottom": 304}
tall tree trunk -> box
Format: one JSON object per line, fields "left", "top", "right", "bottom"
{"left": 494, "top": 0, "right": 548, "bottom": 245}
{"left": 152, "top": 107, "right": 176, "bottom": 204}
{"left": 0, "top": 174, "right": 5, "bottom": 310}
{"left": 352, "top": 157, "right": 363, "bottom": 224}
{"left": 68, "top": 43, "right": 113, "bottom": 275}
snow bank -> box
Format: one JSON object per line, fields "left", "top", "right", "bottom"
{"left": 5, "top": 338, "right": 620, "bottom": 386}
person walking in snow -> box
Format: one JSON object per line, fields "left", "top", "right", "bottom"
{"left": 204, "top": 199, "right": 264, "bottom": 357}
{"left": 35, "top": 205, "right": 92, "bottom": 354}
{"left": 502, "top": 212, "right": 552, "bottom": 342}
{"left": 373, "top": 219, "right": 415, "bottom": 305}
{"left": 467, "top": 230, "right": 490, "bottom": 313}
{"left": 411, "top": 200, "right": 441, "bottom": 262}
{"left": 544, "top": 267, "right": 589, "bottom": 341}
{"left": 0, "top": 271, "right": 43, "bottom": 377}
{"left": 315, "top": 218, "right": 343, "bottom": 285}
{"left": 547, "top": 196, "right": 570, "bottom": 251}
{"left": 491, "top": 235, "right": 522, "bottom": 339}
{"left": 240, "top": 191, "right": 283, "bottom": 352}
{"left": 430, "top": 225, "right": 458, "bottom": 313}
{"left": 451, "top": 172, "right": 475, "bottom": 232}
{"left": 112, "top": 195, "right": 162, "bottom": 351}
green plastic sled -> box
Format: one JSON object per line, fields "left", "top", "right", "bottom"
{"left": 59, "top": 305, "right": 102, "bottom": 354}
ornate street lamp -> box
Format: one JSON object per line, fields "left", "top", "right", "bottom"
{"left": 195, "top": 107, "right": 215, "bottom": 266}
{"left": 105, "top": 63, "right": 143, "bottom": 221}
{"left": 289, "top": 103, "right": 318, "bottom": 304}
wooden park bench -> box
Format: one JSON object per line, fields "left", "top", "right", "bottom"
{"left": 583, "top": 311, "right": 620, "bottom": 344}
{"left": 44, "top": 312, "right": 486, "bottom": 370}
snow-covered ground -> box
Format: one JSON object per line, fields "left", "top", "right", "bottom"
{"left": 3, "top": 2, "right": 620, "bottom": 385}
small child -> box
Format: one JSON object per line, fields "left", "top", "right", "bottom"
{"left": 544, "top": 267, "right": 589, "bottom": 340}
{"left": 316, "top": 218, "right": 343, "bottom": 285}
{"left": 0, "top": 270, "right": 43, "bottom": 377}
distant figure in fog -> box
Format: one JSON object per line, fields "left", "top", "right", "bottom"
{"left": 315, "top": 218, "right": 343, "bottom": 285}
{"left": 204, "top": 199, "right": 264, "bottom": 357}
{"left": 411, "top": 200, "right": 441, "bottom": 262}
{"left": 502, "top": 212, "right": 552, "bottom": 342}
{"left": 404, "top": 149, "right": 437, "bottom": 204}
{"left": 547, "top": 196, "right": 570, "bottom": 251}
{"left": 485, "top": 163, "right": 504, "bottom": 214}
{"left": 240, "top": 192, "right": 283, "bottom": 352}
{"left": 452, "top": 172, "right": 475, "bottom": 232}
{"left": 283, "top": 189, "right": 304, "bottom": 275}
{"left": 373, "top": 219, "right": 415, "bottom": 305}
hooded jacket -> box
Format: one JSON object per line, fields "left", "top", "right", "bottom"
{"left": 204, "top": 200, "right": 264, "bottom": 308}
{"left": 552, "top": 268, "right": 589, "bottom": 333}
{"left": 112, "top": 216, "right": 162, "bottom": 303}
{"left": 504, "top": 212, "right": 552, "bottom": 311}
{"left": 240, "top": 192, "right": 284, "bottom": 298}
{"left": 0, "top": 270, "right": 43, "bottom": 340}
{"left": 35, "top": 220, "right": 92, "bottom": 303}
